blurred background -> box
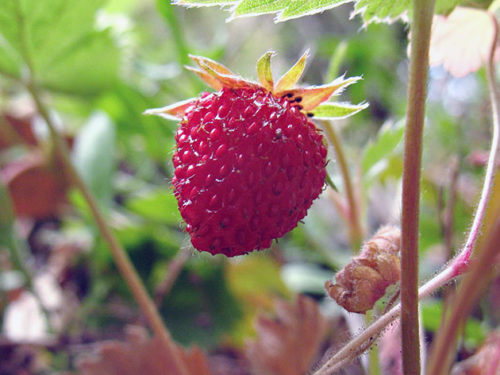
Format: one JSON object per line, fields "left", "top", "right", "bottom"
{"left": 0, "top": 1, "right": 497, "bottom": 373}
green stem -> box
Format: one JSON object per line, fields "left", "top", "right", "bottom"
{"left": 26, "top": 83, "right": 189, "bottom": 375}
{"left": 400, "top": 1, "right": 435, "bottom": 373}
{"left": 321, "top": 121, "right": 363, "bottom": 252}
{"left": 366, "top": 310, "right": 382, "bottom": 375}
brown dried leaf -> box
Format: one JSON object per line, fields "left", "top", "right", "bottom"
{"left": 73, "top": 326, "right": 211, "bottom": 375}
{"left": 325, "top": 226, "right": 401, "bottom": 313}
{"left": 451, "top": 330, "right": 500, "bottom": 375}
{"left": 429, "top": 7, "right": 499, "bottom": 78}
{"left": 245, "top": 295, "right": 328, "bottom": 375}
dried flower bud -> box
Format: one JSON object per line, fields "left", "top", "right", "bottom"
{"left": 325, "top": 226, "right": 401, "bottom": 313}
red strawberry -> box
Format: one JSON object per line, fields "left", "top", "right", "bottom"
{"left": 146, "top": 52, "right": 367, "bottom": 256}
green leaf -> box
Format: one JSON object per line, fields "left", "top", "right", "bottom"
{"left": 73, "top": 112, "right": 116, "bottom": 207}
{"left": 309, "top": 101, "right": 368, "bottom": 120}
{"left": 126, "top": 189, "right": 181, "bottom": 226}
{"left": 175, "top": 0, "right": 462, "bottom": 23}
{"left": 422, "top": 300, "right": 487, "bottom": 348}
{"left": 362, "top": 121, "right": 405, "bottom": 176}
{"left": 0, "top": 0, "right": 119, "bottom": 95}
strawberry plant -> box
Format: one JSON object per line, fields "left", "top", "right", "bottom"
{"left": 0, "top": 0, "right": 499, "bottom": 375}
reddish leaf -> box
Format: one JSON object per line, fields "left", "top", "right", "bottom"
{"left": 73, "top": 326, "right": 211, "bottom": 375}
{"left": 245, "top": 295, "right": 328, "bottom": 375}
{"left": 1, "top": 154, "right": 68, "bottom": 219}
{"left": 429, "top": 7, "right": 499, "bottom": 78}
{"left": 0, "top": 112, "right": 37, "bottom": 149}
{"left": 451, "top": 330, "right": 500, "bottom": 375}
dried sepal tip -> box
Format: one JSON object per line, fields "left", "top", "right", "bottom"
{"left": 143, "top": 98, "right": 198, "bottom": 120}
{"left": 325, "top": 226, "right": 401, "bottom": 314}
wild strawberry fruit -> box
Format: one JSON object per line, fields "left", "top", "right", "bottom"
{"left": 146, "top": 51, "right": 366, "bottom": 256}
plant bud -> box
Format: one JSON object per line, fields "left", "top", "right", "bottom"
{"left": 325, "top": 226, "right": 401, "bottom": 313}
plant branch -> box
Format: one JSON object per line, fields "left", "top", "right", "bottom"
{"left": 26, "top": 83, "right": 189, "bottom": 375}
{"left": 451, "top": 13, "right": 500, "bottom": 276}
{"left": 400, "top": 0, "right": 435, "bottom": 373}
{"left": 154, "top": 247, "right": 191, "bottom": 308}
{"left": 426, "top": 216, "right": 500, "bottom": 375}
{"left": 321, "top": 121, "right": 363, "bottom": 251}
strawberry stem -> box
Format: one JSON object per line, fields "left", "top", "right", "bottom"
{"left": 450, "top": 13, "right": 500, "bottom": 277}
{"left": 321, "top": 120, "right": 363, "bottom": 252}
{"left": 26, "top": 82, "right": 190, "bottom": 375}
{"left": 400, "top": 0, "right": 436, "bottom": 373}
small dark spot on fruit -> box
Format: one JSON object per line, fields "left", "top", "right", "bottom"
{"left": 294, "top": 97, "right": 303, "bottom": 103}
{"left": 307, "top": 113, "right": 314, "bottom": 118}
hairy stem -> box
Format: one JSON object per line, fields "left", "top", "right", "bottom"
{"left": 451, "top": 14, "right": 500, "bottom": 276}
{"left": 26, "top": 84, "right": 189, "bottom": 375}
{"left": 400, "top": 0, "right": 435, "bottom": 373}
{"left": 426, "top": 216, "right": 500, "bottom": 375}
{"left": 314, "top": 265, "right": 455, "bottom": 375}
{"left": 426, "top": 13, "right": 500, "bottom": 375}
{"left": 321, "top": 121, "right": 363, "bottom": 251}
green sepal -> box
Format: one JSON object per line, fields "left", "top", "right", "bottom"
{"left": 257, "top": 51, "right": 275, "bottom": 91}
{"left": 274, "top": 50, "right": 309, "bottom": 92}
{"left": 307, "top": 101, "right": 369, "bottom": 119}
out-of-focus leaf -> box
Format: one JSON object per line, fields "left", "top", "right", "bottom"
{"left": 73, "top": 112, "right": 116, "bottom": 207}
{"left": 1, "top": 153, "right": 68, "bottom": 219}
{"left": 362, "top": 121, "right": 404, "bottom": 177}
{"left": 161, "top": 259, "right": 243, "bottom": 348}
{"left": 72, "top": 325, "right": 211, "bottom": 375}
{"left": 245, "top": 295, "right": 328, "bottom": 375}
{"left": 126, "top": 189, "right": 181, "bottom": 226}
{"left": 429, "top": 7, "right": 498, "bottom": 78}
{"left": 422, "top": 300, "right": 487, "bottom": 348}
{"left": 226, "top": 254, "right": 290, "bottom": 345}
{"left": 281, "top": 263, "right": 333, "bottom": 295}
{"left": 451, "top": 330, "right": 500, "bottom": 375}
{"left": 0, "top": 0, "right": 119, "bottom": 95}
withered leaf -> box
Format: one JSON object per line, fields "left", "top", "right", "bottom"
{"left": 245, "top": 295, "right": 328, "bottom": 375}
{"left": 325, "top": 226, "right": 401, "bottom": 313}
{"left": 73, "top": 326, "right": 211, "bottom": 375}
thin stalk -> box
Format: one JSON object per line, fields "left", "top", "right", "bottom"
{"left": 425, "top": 13, "right": 500, "bottom": 375}
{"left": 26, "top": 83, "right": 189, "bottom": 375}
{"left": 452, "top": 14, "right": 500, "bottom": 276}
{"left": 154, "top": 247, "right": 191, "bottom": 307}
{"left": 321, "top": 120, "right": 380, "bottom": 374}
{"left": 426, "top": 216, "right": 500, "bottom": 375}
{"left": 321, "top": 121, "right": 363, "bottom": 251}
{"left": 366, "top": 310, "right": 382, "bottom": 375}
{"left": 400, "top": 0, "right": 435, "bottom": 373}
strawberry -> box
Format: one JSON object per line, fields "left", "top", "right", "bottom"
{"left": 146, "top": 51, "right": 366, "bottom": 256}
